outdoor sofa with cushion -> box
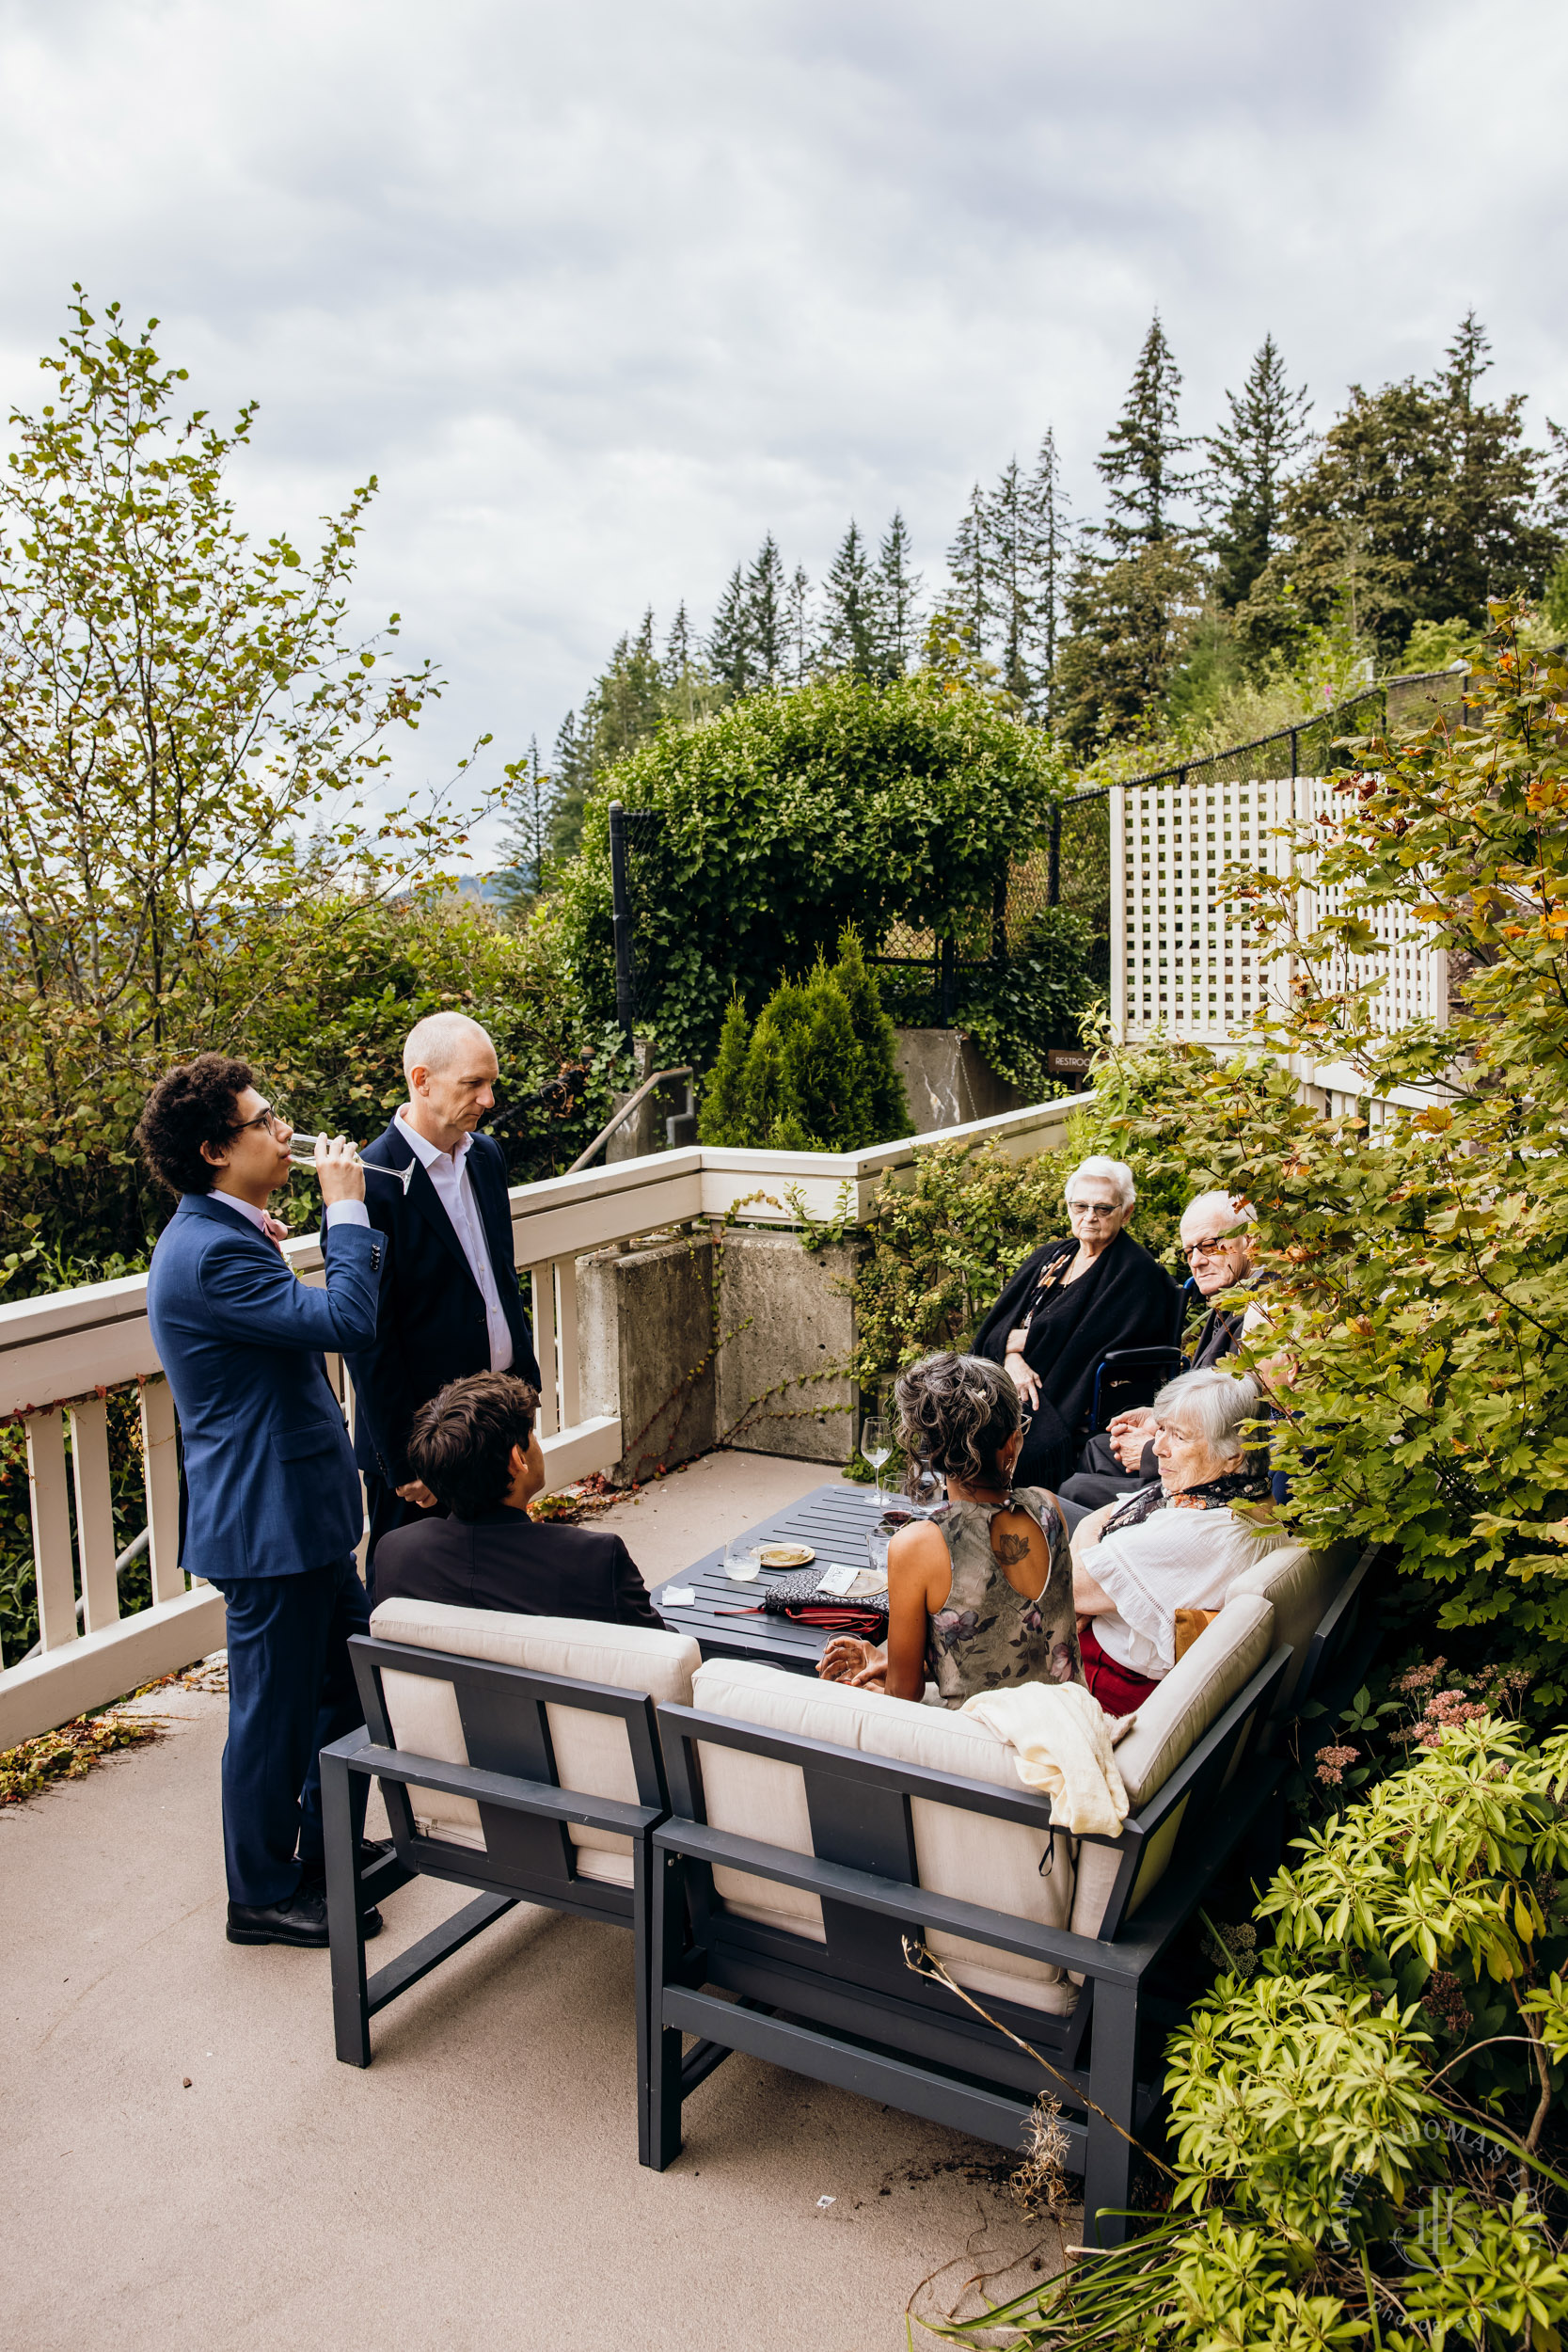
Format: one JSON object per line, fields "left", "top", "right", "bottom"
{"left": 317, "top": 1542, "right": 1375, "bottom": 2230}
{"left": 319, "top": 1599, "right": 700, "bottom": 2165}
{"left": 644, "top": 1539, "right": 1375, "bottom": 2244}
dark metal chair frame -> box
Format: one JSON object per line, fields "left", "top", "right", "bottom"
{"left": 1088, "top": 1343, "right": 1185, "bottom": 1435}
{"left": 646, "top": 1643, "right": 1290, "bottom": 2245}
{"left": 645, "top": 1538, "right": 1387, "bottom": 2244}
{"left": 320, "top": 1631, "right": 672, "bottom": 2163}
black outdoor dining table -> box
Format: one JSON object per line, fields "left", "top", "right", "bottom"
{"left": 649, "top": 1477, "right": 895, "bottom": 1674}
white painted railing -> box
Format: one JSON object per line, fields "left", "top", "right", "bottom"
{"left": 0, "top": 1094, "right": 1085, "bottom": 1746}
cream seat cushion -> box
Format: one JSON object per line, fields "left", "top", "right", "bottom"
{"left": 369, "top": 1598, "right": 700, "bottom": 1887}
{"left": 1227, "top": 1546, "right": 1343, "bottom": 1711}
{"left": 1069, "top": 1591, "right": 1275, "bottom": 1941}
{"left": 688, "top": 1658, "right": 1078, "bottom": 2018}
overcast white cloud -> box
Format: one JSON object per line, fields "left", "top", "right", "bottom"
{"left": 1, "top": 0, "right": 1565, "bottom": 862}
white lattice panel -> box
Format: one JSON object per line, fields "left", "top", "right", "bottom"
{"left": 1112, "top": 775, "right": 1297, "bottom": 1043}
{"left": 1292, "top": 778, "right": 1448, "bottom": 1035}
{"left": 1111, "top": 774, "right": 1446, "bottom": 1048}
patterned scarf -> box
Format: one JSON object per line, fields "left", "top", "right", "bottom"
{"left": 1104, "top": 1467, "right": 1270, "bottom": 1537}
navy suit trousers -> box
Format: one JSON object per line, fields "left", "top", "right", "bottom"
{"left": 211, "top": 1556, "right": 372, "bottom": 1907}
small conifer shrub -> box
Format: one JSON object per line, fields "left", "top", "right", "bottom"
{"left": 697, "top": 926, "right": 912, "bottom": 1151}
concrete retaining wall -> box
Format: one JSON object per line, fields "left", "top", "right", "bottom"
{"left": 577, "top": 1227, "right": 862, "bottom": 1484}
{"left": 893, "top": 1028, "right": 1021, "bottom": 1134}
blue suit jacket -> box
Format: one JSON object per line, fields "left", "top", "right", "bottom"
{"left": 339, "top": 1119, "right": 542, "bottom": 1489}
{"left": 147, "top": 1194, "right": 382, "bottom": 1581}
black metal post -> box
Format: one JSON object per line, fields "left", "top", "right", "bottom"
{"left": 609, "top": 799, "right": 636, "bottom": 1058}
{"left": 1291, "top": 727, "right": 1298, "bottom": 785}
{"left": 939, "top": 935, "right": 956, "bottom": 1028}
{"left": 1048, "top": 805, "right": 1061, "bottom": 907}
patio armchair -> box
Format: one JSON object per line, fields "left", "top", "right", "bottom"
{"left": 644, "top": 1538, "right": 1378, "bottom": 2245}
{"left": 319, "top": 1599, "right": 700, "bottom": 2164}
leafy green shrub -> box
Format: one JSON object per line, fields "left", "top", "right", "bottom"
{"left": 235, "top": 890, "right": 625, "bottom": 1229}
{"left": 0, "top": 298, "right": 492, "bottom": 1268}
{"left": 554, "top": 670, "right": 1066, "bottom": 1071}
{"left": 1087, "top": 613, "right": 1568, "bottom": 1703}
{"left": 923, "top": 1716, "right": 1568, "bottom": 2351}
{"left": 697, "top": 927, "right": 911, "bottom": 1150}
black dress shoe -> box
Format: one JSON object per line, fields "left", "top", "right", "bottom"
{"left": 227, "top": 1886, "right": 331, "bottom": 1947}
{"left": 226, "top": 1884, "right": 384, "bottom": 1945}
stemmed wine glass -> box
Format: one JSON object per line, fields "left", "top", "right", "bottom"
{"left": 861, "top": 1415, "right": 892, "bottom": 1506}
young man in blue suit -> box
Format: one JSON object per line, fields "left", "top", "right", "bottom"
{"left": 344, "top": 1012, "right": 542, "bottom": 1593}
{"left": 140, "top": 1055, "right": 386, "bottom": 1949}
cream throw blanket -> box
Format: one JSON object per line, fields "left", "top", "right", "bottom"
{"left": 959, "top": 1682, "right": 1132, "bottom": 1836}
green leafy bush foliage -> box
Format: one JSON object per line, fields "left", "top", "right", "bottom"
{"left": 1088, "top": 612, "right": 1568, "bottom": 1701}
{"left": 697, "top": 927, "right": 910, "bottom": 1150}
{"left": 0, "top": 297, "right": 496, "bottom": 1265}
{"left": 923, "top": 1717, "right": 1568, "bottom": 2352}
{"left": 873, "top": 903, "right": 1101, "bottom": 1100}
{"left": 553, "top": 670, "right": 1066, "bottom": 1072}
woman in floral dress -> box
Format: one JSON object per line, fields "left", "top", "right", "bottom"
{"left": 818, "top": 1353, "right": 1083, "bottom": 1708}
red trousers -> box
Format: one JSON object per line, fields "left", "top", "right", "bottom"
{"left": 1079, "top": 1623, "right": 1160, "bottom": 1718}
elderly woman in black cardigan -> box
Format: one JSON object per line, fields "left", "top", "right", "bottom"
{"left": 972, "top": 1154, "right": 1179, "bottom": 1493}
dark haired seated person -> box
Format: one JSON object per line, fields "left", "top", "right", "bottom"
{"left": 372, "top": 1371, "right": 663, "bottom": 1628}
{"left": 816, "top": 1352, "right": 1082, "bottom": 1707}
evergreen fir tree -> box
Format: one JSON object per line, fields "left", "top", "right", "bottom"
{"left": 743, "top": 533, "right": 786, "bottom": 681}
{"left": 708, "top": 564, "right": 751, "bottom": 696}
{"left": 595, "top": 610, "right": 665, "bottom": 767}
{"left": 664, "top": 601, "right": 693, "bottom": 679}
{"left": 547, "top": 707, "right": 595, "bottom": 862}
{"left": 1245, "top": 315, "right": 1559, "bottom": 656}
{"left": 945, "top": 485, "right": 991, "bottom": 655}
{"left": 1098, "top": 313, "right": 1193, "bottom": 551}
{"left": 695, "top": 993, "right": 752, "bottom": 1145}
{"left": 831, "top": 924, "right": 911, "bottom": 1141}
{"left": 781, "top": 963, "right": 863, "bottom": 1148}
{"left": 495, "top": 734, "right": 558, "bottom": 920}
{"left": 1023, "top": 428, "right": 1069, "bottom": 723}
{"left": 985, "top": 458, "right": 1033, "bottom": 706}
{"left": 871, "top": 511, "right": 923, "bottom": 680}
{"left": 819, "top": 521, "right": 878, "bottom": 678}
{"left": 785, "top": 564, "right": 813, "bottom": 686}
{"left": 1203, "top": 333, "right": 1313, "bottom": 608}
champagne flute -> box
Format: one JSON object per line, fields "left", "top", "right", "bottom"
{"left": 861, "top": 1416, "right": 892, "bottom": 1506}
{"left": 287, "top": 1129, "right": 417, "bottom": 1195}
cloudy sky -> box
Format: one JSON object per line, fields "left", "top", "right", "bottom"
{"left": 2, "top": 0, "right": 1564, "bottom": 864}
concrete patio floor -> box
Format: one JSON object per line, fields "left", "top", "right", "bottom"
{"left": 2, "top": 1451, "right": 1071, "bottom": 2352}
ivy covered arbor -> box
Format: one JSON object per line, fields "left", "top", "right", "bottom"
{"left": 553, "top": 671, "right": 1067, "bottom": 1073}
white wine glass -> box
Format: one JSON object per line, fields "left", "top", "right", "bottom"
{"left": 861, "top": 1416, "right": 892, "bottom": 1506}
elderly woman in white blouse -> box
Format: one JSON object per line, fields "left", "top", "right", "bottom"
{"left": 1070, "top": 1365, "right": 1285, "bottom": 1716}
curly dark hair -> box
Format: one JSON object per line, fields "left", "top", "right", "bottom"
{"left": 135, "top": 1054, "right": 258, "bottom": 1197}
{"left": 893, "top": 1351, "right": 1021, "bottom": 1488}
{"left": 406, "top": 1372, "right": 542, "bottom": 1520}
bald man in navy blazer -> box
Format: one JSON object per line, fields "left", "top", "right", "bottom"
{"left": 342, "top": 1012, "right": 541, "bottom": 1592}
{"left": 141, "top": 1054, "right": 385, "bottom": 1950}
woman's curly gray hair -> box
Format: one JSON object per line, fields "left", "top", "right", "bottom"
{"left": 893, "top": 1352, "right": 1021, "bottom": 1488}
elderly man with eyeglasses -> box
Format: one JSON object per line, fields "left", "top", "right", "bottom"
{"left": 1056, "top": 1189, "right": 1263, "bottom": 1521}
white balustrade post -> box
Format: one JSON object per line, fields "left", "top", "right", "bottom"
{"left": 554, "top": 1257, "right": 581, "bottom": 1430}
{"left": 24, "top": 1410, "right": 78, "bottom": 1653}
{"left": 139, "top": 1376, "right": 186, "bottom": 1604}
{"left": 531, "top": 1265, "right": 559, "bottom": 1436}
{"left": 68, "top": 1395, "right": 119, "bottom": 1634}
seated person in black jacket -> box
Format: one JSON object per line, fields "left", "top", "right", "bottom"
{"left": 1057, "top": 1190, "right": 1263, "bottom": 1521}
{"left": 372, "top": 1371, "right": 664, "bottom": 1629}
